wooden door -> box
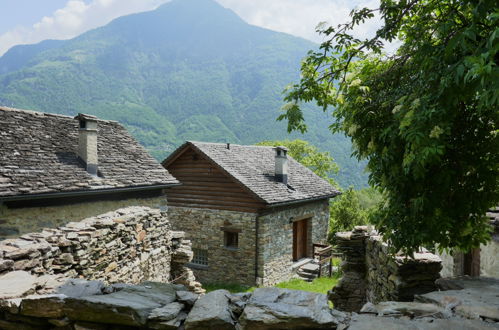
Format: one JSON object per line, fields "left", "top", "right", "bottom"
{"left": 293, "top": 219, "right": 309, "bottom": 261}
{"left": 464, "top": 248, "right": 480, "bottom": 277}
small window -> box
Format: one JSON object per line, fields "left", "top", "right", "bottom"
{"left": 224, "top": 231, "right": 239, "bottom": 249}
{"left": 192, "top": 248, "right": 208, "bottom": 266}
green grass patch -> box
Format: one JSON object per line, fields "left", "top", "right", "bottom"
{"left": 275, "top": 276, "right": 339, "bottom": 295}
{"left": 204, "top": 275, "right": 340, "bottom": 295}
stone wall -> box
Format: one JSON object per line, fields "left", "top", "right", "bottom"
{"left": 0, "top": 206, "right": 202, "bottom": 292}
{"left": 0, "top": 277, "right": 344, "bottom": 329}
{"left": 329, "top": 226, "right": 442, "bottom": 312}
{"left": 0, "top": 195, "right": 168, "bottom": 240}
{"left": 257, "top": 199, "right": 330, "bottom": 286}
{"left": 168, "top": 199, "right": 330, "bottom": 287}
{"left": 168, "top": 206, "right": 258, "bottom": 285}
{"left": 438, "top": 230, "right": 499, "bottom": 278}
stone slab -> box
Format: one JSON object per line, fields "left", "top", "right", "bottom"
{"left": 0, "top": 271, "right": 37, "bottom": 299}
{"left": 238, "top": 287, "right": 338, "bottom": 329}
{"left": 184, "top": 289, "right": 235, "bottom": 330}
{"left": 64, "top": 282, "right": 178, "bottom": 326}
{"left": 349, "top": 314, "right": 499, "bottom": 330}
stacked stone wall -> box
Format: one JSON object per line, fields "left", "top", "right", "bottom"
{"left": 0, "top": 206, "right": 202, "bottom": 292}
{"left": 168, "top": 206, "right": 257, "bottom": 285}
{"left": 257, "top": 199, "right": 330, "bottom": 286}
{"left": 329, "top": 226, "right": 442, "bottom": 312}
{"left": 0, "top": 195, "right": 168, "bottom": 240}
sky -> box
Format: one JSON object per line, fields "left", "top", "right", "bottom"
{"left": 0, "top": 0, "right": 383, "bottom": 56}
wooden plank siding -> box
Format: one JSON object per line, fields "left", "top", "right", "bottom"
{"left": 165, "top": 148, "right": 266, "bottom": 213}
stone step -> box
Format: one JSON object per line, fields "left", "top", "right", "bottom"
{"left": 296, "top": 269, "right": 317, "bottom": 280}
{"left": 299, "top": 263, "right": 320, "bottom": 274}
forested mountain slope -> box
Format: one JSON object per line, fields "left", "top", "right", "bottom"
{"left": 0, "top": 0, "right": 367, "bottom": 187}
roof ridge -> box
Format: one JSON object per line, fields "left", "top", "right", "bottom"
{"left": 0, "top": 106, "right": 117, "bottom": 123}
{"left": 188, "top": 141, "right": 274, "bottom": 149}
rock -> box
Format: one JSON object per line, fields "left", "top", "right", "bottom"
{"left": 34, "top": 274, "right": 67, "bottom": 294}
{"left": 0, "top": 259, "right": 14, "bottom": 272}
{"left": 360, "top": 302, "right": 377, "bottom": 314}
{"left": 369, "top": 301, "right": 449, "bottom": 318}
{"left": 63, "top": 282, "right": 177, "bottom": 326}
{"left": 176, "top": 290, "right": 199, "bottom": 306}
{"left": 48, "top": 317, "right": 71, "bottom": 327}
{"left": 149, "top": 311, "right": 188, "bottom": 330}
{"left": 0, "top": 319, "right": 40, "bottom": 330}
{"left": 19, "top": 294, "right": 66, "bottom": 318}
{"left": 184, "top": 289, "right": 235, "bottom": 330}
{"left": 0, "top": 298, "right": 22, "bottom": 313}
{"left": 74, "top": 322, "right": 109, "bottom": 330}
{"left": 228, "top": 292, "right": 251, "bottom": 317}
{"left": 348, "top": 314, "right": 499, "bottom": 330}
{"left": 0, "top": 271, "right": 37, "bottom": 299}
{"left": 416, "top": 278, "right": 499, "bottom": 321}
{"left": 148, "top": 302, "right": 184, "bottom": 321}
{"left": 172, "top": 247, "right": 193, "bottom": 263}
{"left": 57, "top": 279, "right": 105, "bottom": 298}
{"left": 238, "top": 287, "right": 339, "bottom": 329}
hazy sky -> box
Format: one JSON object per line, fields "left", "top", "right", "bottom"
{"left": 0, "top": 0, "right": 383, "bottom": 56}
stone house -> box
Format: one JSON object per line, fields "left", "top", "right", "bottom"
{"left": 439, "top": 207, "right": 499, "bottom": 278}
{"left": 162, "top": 141, "right": 340, "bottom": 286}
{"left": 0, "top": 106, "right": 179, "bottom": 239}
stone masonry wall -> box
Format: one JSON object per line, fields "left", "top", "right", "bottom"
{"left": 0, "top": 206, "right": 202, "bottom": 292}
{"left": 0, "top": 195, "right": 168, "bottom": 240}
{"left": 257, "top": 199, "right": 330, "bottom": 286}
{"left": 168, "top": 206, "right": 258, "bottom": 285}
{"left": 439, "top": 236, "right": 499, "bottom": 278}
{"left": 329, "top": 226, "right": 442, "bottom": 312}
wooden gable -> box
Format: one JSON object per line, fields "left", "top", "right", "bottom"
{"left": 165, "top": 146, "right": 266, "bottom": 213}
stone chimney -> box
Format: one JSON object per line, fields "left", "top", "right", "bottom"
{"left": 275, "top": 146, "right": 288, "bottom": 184}
{"left": 74, "top": 113, "right": 98, "bottom": 175}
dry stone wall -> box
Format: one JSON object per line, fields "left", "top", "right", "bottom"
{"left": 329, "top": 226, "right": 442, "bottom": 312}
{"left": 0, "top": 195, "right": 168, "bottom": 240}
{"left": 0, "top": 206, "right": 202, "bottom": 293}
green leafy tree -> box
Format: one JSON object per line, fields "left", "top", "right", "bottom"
{"left": 328, "top": 187, "right": 369, "bottom": 243}
{"left": 280, "top": 0, "right": 499, "bottom": 254}
{"left": 256, "top": 139, "right": 339, "bottom": 186}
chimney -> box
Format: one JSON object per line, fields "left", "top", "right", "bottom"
{"left": 275, "top": 146, "right": 288, "bottom": 184}
{"left": 74, "top": 113, "right": 98, "bottom": 175}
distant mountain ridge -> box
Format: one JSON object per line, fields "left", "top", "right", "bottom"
{"left": 0, "top": 0, "right": 367, "bottom": 187}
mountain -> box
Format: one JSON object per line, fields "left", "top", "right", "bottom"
{"left": 0, "top": 0, "right": 367, "bottom": 188}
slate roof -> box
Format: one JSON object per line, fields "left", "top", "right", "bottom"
{"left": 163, "top": 141, "right": 340, "bottom": 206}
{"left": 0, "top": 106, "right": 179, "bottom": 199}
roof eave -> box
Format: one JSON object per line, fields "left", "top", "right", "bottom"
{"left": 0, "top": 183, "right": 181, "bottom": 202}
{"left": 264, "top": 192, "right": 341, "bottom": 208}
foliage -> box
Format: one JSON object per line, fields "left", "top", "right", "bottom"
{"left": 0, "top": 0, "right": 368, "bottom": 188}
{"left": 256, "top": 139, "right": 339, "bottom": 186}
{"left": 328, "top": 187, "right": 369, "bottom": 243}
{"left": 280, "top": 0, "right": 499, "bottom": 254}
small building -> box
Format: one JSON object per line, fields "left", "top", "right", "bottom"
{"left": 0, "top": 106, "right": 179, "bottom": 239}
{"left": 439, "top": 207, "right": 499, "bottom": 278}
{"left": 162, "top": 141, "right": 340, "bottom": 285}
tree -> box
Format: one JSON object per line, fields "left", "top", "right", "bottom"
{"left": 256, "top": 139, "right": 339, "bottom": 186}
{"left": 280, "top": 0, "right": 499, "bottom": 254}
{"left": 328, "top": 187, "right": 368, "bottom": 243}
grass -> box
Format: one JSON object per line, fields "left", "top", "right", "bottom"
{"left": 275, "top": 276, "right": 339, "bottom": 294}
{"left": 204, "top": 275, "right": 340, "bottom": 295}
{"left": 203, "top": 282, "right": 255, "bottom": 293}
